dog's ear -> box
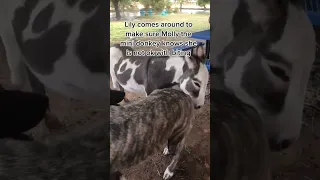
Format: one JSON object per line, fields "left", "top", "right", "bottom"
{"left": 110, "top": 90, "right": 125, "bottom": 105}
{"left": 0, "top": 90, "right": 49, "bottom": 138}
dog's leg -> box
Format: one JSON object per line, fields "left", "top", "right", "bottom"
{"left": 163, "top": 139, "right": 177, "bottom": 156}
{"left": 163, "top": 137, "right": 186, "bottom": 179}
{"left": 163, "top": 135, "right": 182, "bottom": 156}
{"left": 163, "top": 143, "right": 170, "bottom": 155}
{"left": 25, "top": 67, "right": 63, "bottom": 130}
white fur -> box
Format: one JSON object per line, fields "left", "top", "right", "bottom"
{"left": 110, "top": 47, "right": 122, "bottom": 90}
{"left": 163, "top": 167, "right": 174, "bottom": 180}
{"left": 0, "top": 1, "right": 27, "bottom": 89}
{"left": 212, "top": 1, "right": 316, "bottom": 143}
{"left": 192, "top": 62, "right": 209, "bottom": 107}
{"left": 165, "top": 56, "right": 186, "bottom": 82}
{"left": 163, "top": 146, "right": 170, "bottom": 155}
{"left": 116, "top": 57, "right": 145, "bottom": 92}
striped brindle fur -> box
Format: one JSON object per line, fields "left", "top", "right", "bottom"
{"left": 110, "top": 88, "right": 195, "bottom": 180}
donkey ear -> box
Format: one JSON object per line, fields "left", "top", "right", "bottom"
{"left": 245, "top": 0, "right": 285, "bottom": 30}
{"left": 192, "top": 45, "right": 205, "bottom": 62}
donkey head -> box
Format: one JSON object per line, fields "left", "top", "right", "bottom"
{"left": 179, "top": 45, "right": 209, "bottom": 109}
{"left": 211, "top": 0, "right": 316, "bottom": 150}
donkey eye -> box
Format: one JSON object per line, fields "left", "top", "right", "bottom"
{"left": 268, "top": 65, "right": 289, "bottom": 82}
{"left": 194, "top": 82, "right": 201, "bottom": 88}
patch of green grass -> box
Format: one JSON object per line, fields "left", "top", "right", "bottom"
{"left": 110, "top": 13, "right": 209, "bottom": 45}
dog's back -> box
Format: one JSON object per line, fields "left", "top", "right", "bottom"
{"left": 211, "top": 89, "right": 271, "bottom": 180}
{"left": 110, "top": 88, "right": 194, "bottom": 172}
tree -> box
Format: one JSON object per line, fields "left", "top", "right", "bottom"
{"left": 197, "top": 0, "right": 210, "bottom": 9}
{"left": 177, "top": 0, "right": 185, "bottom": 12}
{"left": 111, "top": 0, "right": 121, "bottom": 20}
{"left": 139, "top": 0, "right": 151, "bottom": 8}
{"left": 119, "top": 0, "right": 131, "bottom": 11}
{"left": 111, "top": 0, "right": 136, "bottom": 20}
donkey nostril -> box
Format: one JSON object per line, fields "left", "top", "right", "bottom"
{"left": 195, "top": 106, "right": 201, "bottom": 109}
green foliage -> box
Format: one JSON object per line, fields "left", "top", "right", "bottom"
{"left": 153, "top": 0, "right": 165, "bottom": 11}
{"left": 172, "top": 7, "right": 179, "bottom": 13}
{"left": 197, "top": 0, "right": 210, "bottom": 8}
{"left": 139, "top": 0, "right": 171, "bottom": 12}
{"left": 164, "top": 0, "right": 172, "bottom": 8}
{"left": 111, "top": 0, "right": 139, "bottom": 11}
{"left": 119, "top": 0, "right": 131, "bottom": 9}
{"left": 139, "top": 0, "right": 151, "bottom": 8}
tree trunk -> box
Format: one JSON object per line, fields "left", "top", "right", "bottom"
{"left": 112, "top": 0, "right": 121, "bottom": 20}
{"left": 180, "top": 3, "right": 182, "bottom": 12}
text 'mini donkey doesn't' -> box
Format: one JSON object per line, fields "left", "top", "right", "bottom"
{"left": 110, "top": 88, "right": 195, "bottom": 180}
{"left": 0, "top": 0, "right": 108, "bottom": 129}
{"left": 212, "top": 0, "right": 316, "bottom": 150}
{"left": 110, "top": 44, "right": 209, "bottom": 108}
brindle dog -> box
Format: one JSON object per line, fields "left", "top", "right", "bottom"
{"left": 110, "top": 88, "right": 195, "bottom": 180}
